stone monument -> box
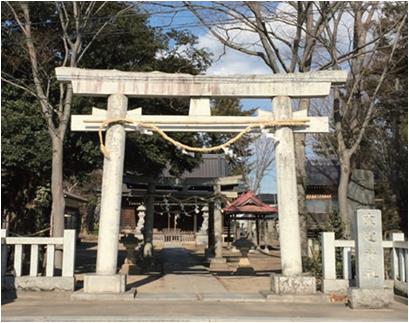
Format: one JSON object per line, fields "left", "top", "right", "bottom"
{"left": 348, "top": 209, "right": 393, "bottom": 309}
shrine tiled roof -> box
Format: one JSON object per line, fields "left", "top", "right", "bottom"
{"left": 223, "top": 191, "right": 277, "bottom": 214}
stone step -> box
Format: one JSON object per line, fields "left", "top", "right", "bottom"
{"left": 259, "top": 290, "right": 330, "bottom": 303}
{"left": 135, "top": 292, "right": 199, "bottom": 301}
{"left": 200, "top": 292, "right": 266, "bottom": 302}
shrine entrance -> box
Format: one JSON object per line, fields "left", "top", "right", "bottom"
{"left": 56, "top": 67, "right": 347, "bottom": 296}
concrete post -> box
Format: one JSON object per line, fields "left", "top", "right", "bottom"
{"left": 95, "top": 94, "right": 128, "bottom": 275}
{"left": 273, "top": 96, "right": 302, "bottom": 276}
{"left": 209, "top": 185, "right": 228, "bottom": 270}
{"left": 321, "top": 232, "right": 336, "bottom": 280}
{"left": 206, "top": 202, "right": 215, "bottom": 258}
{"left": 143, "top": 183, "right": 155, "bottom": 258}
{"left": 390, "top": 232, "right": 404, "bottom": 280}
{"left": 85, "top": 94, "right": 128, "bottom": 294}
{"left": 1, "top": 229, "right": 7, "bottom": 281}
{"left": 213, "top": 196, "right": 223, "bottom": 259}
{"left": 62, "top": 230, "right": 76, "bottom": 277}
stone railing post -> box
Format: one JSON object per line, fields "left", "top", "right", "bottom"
{"left": 391, "top": 232, "right": 404, "bottom": 280}
{"left": 342, "top": 247, "right": 352, "bottom": 280}
{"left": 62, "top": 230, "right": 76, "bottom": 277}
{"left": 1, "top": 229, "right": 7, "bottom": 281}
{"left": 321, "top": 232, "right": 336, "bottom": 280}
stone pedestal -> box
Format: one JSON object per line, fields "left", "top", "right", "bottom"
{"left": 322, "top": 279, "right": 350, "bottom": 294}
{"left": 271, "top": 274, "right": 316, "bottom": 295}
{"left": 235, "top": 257, "right": 255, "bottom": 276}
{"left": 209, "top": 257, "right": 229, "bottom": 271}
{"left": 84, "top": 274, "right": 126, "bottom": 294}
{"left": 348, "top": 288, "right": 393, "bottom": 309}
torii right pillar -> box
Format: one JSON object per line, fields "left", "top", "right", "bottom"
{"left": 271, "top": 96, "right": 316, "bottom": 295}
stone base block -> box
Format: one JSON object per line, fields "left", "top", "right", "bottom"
{"left": 84, "top": 274, "right": 126, "bottom": 294}
{"left": 321, "top": 279, "right": 350, "bottom": 294}
{"left": 348, "top": 288, "right": 394, "bottom": 309}
{"left": 72, "top": 288, "right": 136, "bottom": 301}
{"left": 271, "top": 274, "right": 316, "bottom": 295}
{"left": 209, "top": 257, "right": 229, "bottom": 271}
{"left": 394, "top": 279, "right": 408, "bottom": 295}
{"left": 3, "top": 276, "right": 75, "bottom": 291}
{"left": 260, "top": 290, "right": 329, "bottom": 303}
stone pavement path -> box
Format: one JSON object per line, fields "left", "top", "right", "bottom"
{"left": 2, "top": 292, "right": 407, "bottom": 322}
{"left": 126, "top": 245, "right": 281, "bottom": 295}
{"left": 133, "top": 247, "right": 228, "bottom": 294}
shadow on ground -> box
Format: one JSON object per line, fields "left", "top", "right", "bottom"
{"left": 73, "top": 242, "right": 282, "bottom": 290}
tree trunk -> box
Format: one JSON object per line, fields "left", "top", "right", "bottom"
{"left": 51, "top": 135, "right": 65, "bottom": 270}
{"left": 338, "top": 155, "right": 351, "bottom": 238}
{"left": 294, "top": 98, "right": 309, "bottom": 257}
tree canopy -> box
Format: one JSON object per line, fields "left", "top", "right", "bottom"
{"left": 1, "top": 2, "right": 212, "bottom": 233}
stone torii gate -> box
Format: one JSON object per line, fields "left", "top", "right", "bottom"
{"left": 56, "top": 67, "right": 347, "bottom": 295}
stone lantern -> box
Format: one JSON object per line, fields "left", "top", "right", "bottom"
{"left": 232, "top": 235, "right": 256, "bottom": 275}
{"left": 119, "top": 233, "right": 141, "bottom": 275}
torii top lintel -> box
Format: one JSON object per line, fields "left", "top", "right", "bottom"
{"left": 55, "top": 67, "right": 347, "bottom": 98}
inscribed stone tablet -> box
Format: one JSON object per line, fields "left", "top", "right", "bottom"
{"left": 354, "top": 209, "right": 384, "bottom": 289}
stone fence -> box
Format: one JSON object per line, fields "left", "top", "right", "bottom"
{"left": 1, "top": 229, "right": 76, "bottom": 291}
{"left": 152, "top": 230, "right": 196, "bottom": 247}
{"left": 320, "top": 231, "right": 407, "bottom": 294}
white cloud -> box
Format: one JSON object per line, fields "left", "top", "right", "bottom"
{"left": 197, "top": 32, "right": 272, "bottom": 75}
{"left": 194, "top": 2, "right": 380, "bottom": 75}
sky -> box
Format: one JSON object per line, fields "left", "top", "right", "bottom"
{"left": 142, "top": 3, "right": 281, "bottom": 193}
{"left": 140, "top": 1, "right": 353, "bottom": 194}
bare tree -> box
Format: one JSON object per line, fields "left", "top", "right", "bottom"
{"left": 2, "top": 1, "right": 133, "bottom": 268}
{"left": 244, "top": 134, "right": 276, "bottom": 194}
{"left": 308, "top": 3, "right": 407, "bottom": 237}
{"left": 182, "top": 1, "right": 406, "bottom": 240}
{"left": 182, "top": 1, "right": 344, "bottom": 253}
{"left": 329, "top": 4, "right": 407, "bottom": 237}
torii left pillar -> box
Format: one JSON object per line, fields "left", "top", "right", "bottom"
{"left": 84, "top": 94, "right": 128, "bottom": 294}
